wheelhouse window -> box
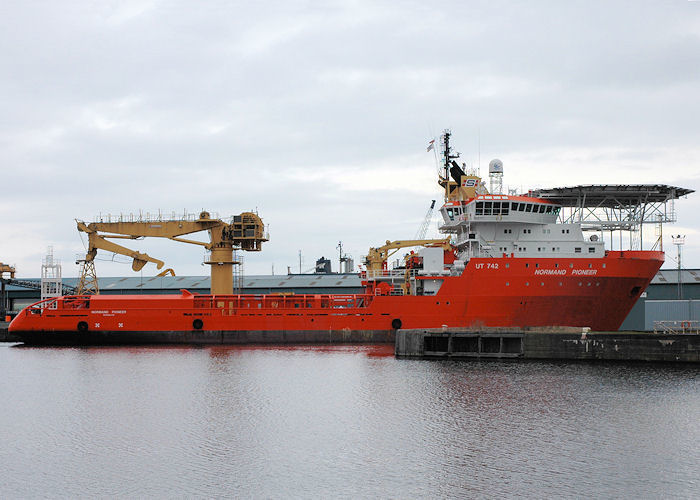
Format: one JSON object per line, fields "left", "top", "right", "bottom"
{"left": 476, "top": 200, "right": 511, "bottom": 216}
{"left": 525, "top": 203, "right": 533, "bottom": 212}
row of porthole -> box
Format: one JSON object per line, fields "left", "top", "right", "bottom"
{"left": 77, "top": 318, "right": 393, "bottom": 332}
{"left": 504, "top": 262, "right": 606, "bottom": 269}
{"left": 77, "top": 320, "right": 205, "bottom": 332}
{"left": 192, "top": 318, "right": 400, "bottom": 329}
{"left": 505, "top": 282, "right": 601, "bottom": 287}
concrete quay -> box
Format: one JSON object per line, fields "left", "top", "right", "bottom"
{"left": 3, "top": 320, "right": 698, "bottom": 362}
{"left": 396, "top": 327, "right": 700, "bottom": 363}
{"left": 0, "top": 321, "right": 20, "bottom": 342}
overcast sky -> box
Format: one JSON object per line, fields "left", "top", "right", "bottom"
{"left": 2, "top": 0, "right": 699, "bottom": 279}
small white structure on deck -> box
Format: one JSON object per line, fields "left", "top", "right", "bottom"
{"left": 41, "top": 246, "right": 62, "bottom": 304}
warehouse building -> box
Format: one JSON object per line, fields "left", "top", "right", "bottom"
{"left": 619, "top": 269, "right": 700, "bottom": 331}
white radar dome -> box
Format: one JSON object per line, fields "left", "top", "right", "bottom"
{"left": 488, "top": 159, "right": 503, "bottom": 174}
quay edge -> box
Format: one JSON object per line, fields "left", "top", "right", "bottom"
{"left": 0, "top": 322, "right": 19, "bottom": 342}
{"left": 396, "top": 328, "right": 700, "bottom": 363}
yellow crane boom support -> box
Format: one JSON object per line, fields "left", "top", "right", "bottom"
{"left": 79, "top": 228, "right": 166, "bottom": 272}
{"left": 76, "top": 211, "right": 267, "bottom": 295}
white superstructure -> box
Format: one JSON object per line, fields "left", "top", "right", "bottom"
{"left": 439, "top": 194, "right": 604, "bottom": 261}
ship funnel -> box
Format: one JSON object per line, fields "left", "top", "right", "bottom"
{"left": 450, "top": 161, "right": 466, "bottom": 183}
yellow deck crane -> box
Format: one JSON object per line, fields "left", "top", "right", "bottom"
{"left": 76, "top": 211, "right": 267, "bottom": 295}
{"left": 0, "top": 263, "right": 16, "bottom": 279}
{"left": 363, "top": 238, "right": 453, "bottom": 274}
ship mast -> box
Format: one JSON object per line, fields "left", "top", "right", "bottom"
{"left": 440, "top": 130, "right": 461, "bottom": 201}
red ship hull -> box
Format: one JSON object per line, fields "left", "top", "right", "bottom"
{"left": 9, "top": 251, "right": 663, "bottom": 345}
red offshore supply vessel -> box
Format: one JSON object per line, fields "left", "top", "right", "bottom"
{"left": 9, "top": 132, "right": 691, "bottom": 345}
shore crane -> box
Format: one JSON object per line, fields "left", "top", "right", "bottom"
{"left": 414, "top": 200, "right": 436, "bottom": 240}
{"left": 0, "top": 263, "right": 16, "bottom": 279}
{"left": 76, "top": 211, "right": 267, "bottom": 295}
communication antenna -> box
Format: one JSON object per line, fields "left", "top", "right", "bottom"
{"left": 439, "top": 130, "right": 461, "bottom": 201}
{"left": 671, "top": 234, "right": 685, "bottom": 299}
{"left": 337, "top": 241, "right": 344, "bottom": 273}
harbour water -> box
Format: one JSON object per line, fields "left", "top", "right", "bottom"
{"left": 0, "top": 343, "right": 697, "bottom": 498}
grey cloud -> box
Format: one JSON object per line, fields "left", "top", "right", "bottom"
{"left": 1, "top": 0, "right": 699, "bottom": 276}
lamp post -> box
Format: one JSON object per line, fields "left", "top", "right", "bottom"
{"left": 671, "top": 235, "right": 685, "bottom": 299}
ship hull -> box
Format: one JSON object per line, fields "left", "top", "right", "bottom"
{"left": 13, "top": 329, "right": 395, "bottom": 346}
{"left": 9, "top": 252, "right": 664, "bottom": 345}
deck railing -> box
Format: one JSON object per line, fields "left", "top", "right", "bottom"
{"left": 653, "top": 320, "right": 699, "bottom": 335}
{"left": 360, "top": 269, "right": 418, "bottom": 279}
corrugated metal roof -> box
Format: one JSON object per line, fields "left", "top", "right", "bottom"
{"left": 5, "top": 269, "right": 699, "bottom": 292}
{"left": 651, "top": 269, "right": 700, "bottom": 285}
{"left": 2, "top": 273, "right": 363, "bottom": 291}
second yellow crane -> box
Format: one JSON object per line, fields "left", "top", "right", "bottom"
{"left": 363, "top": 238, "right": 453, "bottom": 274}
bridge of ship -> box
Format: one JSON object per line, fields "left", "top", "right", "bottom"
{"left": 440, "top": 195, "right": 563, "bottom": 230}
{"left": 438, "top": 184, "right": 694, "bottom": 254}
